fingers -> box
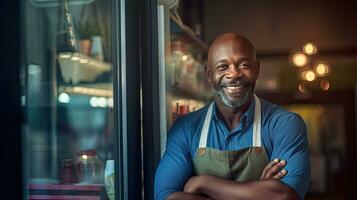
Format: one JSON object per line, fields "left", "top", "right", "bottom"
{"left": 260, "top": 158, "right": 280, "bottom": 179}
{"left": 264, "top": 160, "right": 287, "bottom": 179}
{"left": 272, "top": 169, "right": 288, "bottom": 180}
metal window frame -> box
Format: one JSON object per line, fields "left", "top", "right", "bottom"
{"left": 141, "top": 0, "right": 162, "bottom": 200}
{"left": 112, "top": 0, "right": 142, "bottom": 200}
{"left": 0, "top": 0, "right": 23, "bottom": 199}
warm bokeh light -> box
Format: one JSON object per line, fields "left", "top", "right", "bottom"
{"left": 70, "top": 56, "right": 80, "bottom": 61}
{"left": 320, "top": 80, "right": 330, "bottom": 91}
{"left": 79, "top": 58, "right": 89, "bottom": 64}
{"left": 314, "top": 63, "right": 330, "bottom": 77}
{"left": 292, "top": 52, "right": 308, "bottom": 67}
{"left": 81, "top": 155, "right": 88, "bottom": 160}
{"left": 301, "top": 70, "right": 316, "bottom": 81}
{"left": 68, "top": 86, "right": 112, "bottom": 97}
{"left": 305, "top": 71, "right": 316, "bottom": 81}
{"left": 59, "top": 53, "right": 71, "bottom": 59}
{"left": 182, "top": 54, "right": 188, "bottom": 61}
{"left": 298, "top": 82, "right": 308, "bottom": 92}
{"left": 303, "top": 43, "right": 317, "bottom": 55}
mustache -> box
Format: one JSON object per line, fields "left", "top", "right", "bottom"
{"left": 219, "top": 78, "right": 251, "bottom": 87}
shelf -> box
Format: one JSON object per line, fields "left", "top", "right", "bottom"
{"left": 29, "top": 183, "right": 105, "bottom": 200}
{"left": 170, "top": 13, "right": 208, "bottom": 51}
{"left": 169, "top": 14, "right": 212, "bottom": 102}
{"left": 58, "top": 82, "right": 113, "bottom": 97}
{"left": 58, "top": 52, "right": 111, "bottom": 85}
{"left": 172, "top": 85, "right": 213, "bottom": 102}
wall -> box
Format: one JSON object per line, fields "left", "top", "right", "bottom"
{"left": 201, "top": 0, "right": 357, "bottom": 92}
{"left": 203, "top": 0, "right": 357, "bottom": 50}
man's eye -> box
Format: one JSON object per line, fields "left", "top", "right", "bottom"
{"left": 216, "top": 64, "right": 228, "bottom": 70}
{"left": 240, "top": 63, "right": 250, "bottom": 68}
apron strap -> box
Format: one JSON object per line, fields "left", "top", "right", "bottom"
{"left": 252, "top": 94, "right": 262, "bottom": 147}
{"left": 198, "top": 103, "right": 214, "bottom": 148}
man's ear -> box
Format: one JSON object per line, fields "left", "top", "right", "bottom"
{"left": 205, "top": 65, "right": 212, "bottom": 82}
{"left": 256, "top": 61, "right": 260, "bottom": 78}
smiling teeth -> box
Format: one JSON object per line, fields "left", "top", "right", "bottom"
{"left": 226, "top": 86, "right": 244, "bottom": 89}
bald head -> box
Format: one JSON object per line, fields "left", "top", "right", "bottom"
{"left": 208, "top": 33, "right": 257, "bottom": 68}
{"left": 205, "top": 33, "right": 260, "bottom": 108}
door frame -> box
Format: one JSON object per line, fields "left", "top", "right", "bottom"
{"left": 141, "top": 0, "right": 162, "bottom": 200}
{"left": 112, "top": 0, "right": 143, "bottom": 199}
{"left": 0, "top": 0, "right": 22, "bottom": 199}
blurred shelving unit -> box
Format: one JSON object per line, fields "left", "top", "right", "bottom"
{"left": 58, "top": 52, "right": 111, "bottom": 85}
{"left": 157, "top": 2, "right": 213, "bottom": 155}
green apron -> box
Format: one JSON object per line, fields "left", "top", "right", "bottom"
{"left": 193, "top": 94, "right": 269, "bottom": 182}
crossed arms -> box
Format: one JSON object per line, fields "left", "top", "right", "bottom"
{"left": 155, "top": 114, "right": 310, "bottom": 200}
{"left": 167, "top": 159, "right": 299, "bottom": 200}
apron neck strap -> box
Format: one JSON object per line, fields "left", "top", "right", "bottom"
{"left": 252, "top": 94, "right": 262, "bottom": 147}
{"left": 198, "top": 94, "right": 262, "bottom": 148}
{"left": 198, "top": 102, "right": 214, "bottom": 148}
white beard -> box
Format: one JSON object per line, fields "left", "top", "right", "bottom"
{"left": 216, "top": 86, "right": 252, "bottom": 108}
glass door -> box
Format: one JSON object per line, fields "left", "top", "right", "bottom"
{"left": 19, "top": 0, "right": 143, "bottom": 199}
{"left": 157, "top": 0, "right": 213, "bottom": 155}
{"left": 141, "top": 1, "right": 212, "bottom": 199}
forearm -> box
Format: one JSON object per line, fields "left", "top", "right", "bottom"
{"left": 197, "top": 175, "right": 299, "bottom": 200}
{"left": 166, "top": 192, "right": 213, "bottom": 200}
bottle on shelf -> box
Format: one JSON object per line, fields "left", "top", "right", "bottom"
{"left": 172, "top": 102, "right": 179, "bottom": 122}
{"left": 75, "top": 149, "right": 104, "bottom": 184}
{"left": 59, "top": 159, "right": 78, "bottom": 184}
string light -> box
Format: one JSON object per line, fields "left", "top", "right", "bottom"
{"left": 314, "top": 63, "right": 329, "bottom": 77}
{"left": 292, "top": 52, "right": 308, "bottom": 67}
{"left": 182, "top": 55, "right": 188, "bottom": 61}
{"left": 298, "top": 83, "right": 308, "bottom": 92}
{"left": 303, "top": 43, "right": 317, "bottom": 55}
{"left": 301, "top": 70, "right": 316, "bottom": 82}
{"left": 320, "top": 80, "right": 330, "bottom": 91}
{"left": 291, "top": 43, "right": 332, "bottom": 92}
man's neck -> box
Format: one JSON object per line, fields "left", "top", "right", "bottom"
{"left": 214, "top": 95, "right": 254, "bottom": 131}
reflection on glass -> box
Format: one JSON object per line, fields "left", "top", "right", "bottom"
{"left": 157, "top": 2, "right": 213, "bottom": 155}
{"left": 168, "top": 18, "right": 213, "bottom": 127}
{"left": 22, "top": 0, "right": 115, "bottom": 199}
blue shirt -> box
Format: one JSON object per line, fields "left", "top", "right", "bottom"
{"left": 154, "top": 98, "right": 310, "bottom": 200}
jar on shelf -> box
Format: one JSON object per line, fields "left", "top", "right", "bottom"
{"left": 59, "top": 159, "right": 78, "bottom": 184}
{"left": 75, "top": 149, "right": 104, "bottom": 184}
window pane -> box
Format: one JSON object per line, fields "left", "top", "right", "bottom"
{"left": 21, "top": 1, "right": 116, "bottom": 199}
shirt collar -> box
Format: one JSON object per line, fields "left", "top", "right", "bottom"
{"left": 212, "top": 98, "right": 256, "bottom": 130}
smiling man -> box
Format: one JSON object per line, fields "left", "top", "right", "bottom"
{"left": 154, "top": 33, "right": 310, "bottom": 200}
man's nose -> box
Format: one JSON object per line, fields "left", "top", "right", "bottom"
{"left": 226, "top": 64, "right": 242, "bottom": 79}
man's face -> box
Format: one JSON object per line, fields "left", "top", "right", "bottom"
{"left": 206, "top": 36, "right": 260, "bottom": 108}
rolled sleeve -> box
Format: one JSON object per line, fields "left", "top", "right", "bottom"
{"left": 270, "top": 113, "right": 311, "bottom": 199}
{"left": 154, "top": 118, "right": 193, "bottom": 200}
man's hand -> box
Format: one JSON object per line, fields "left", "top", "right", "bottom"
{"left": 184, "top": 176, "right": 203, "bottom": 195}
{"left": 184, "top": 158, "right": 287, "bottom": 196}
{"left": 260, "top": 158, "right": 287, "bottom": 180}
